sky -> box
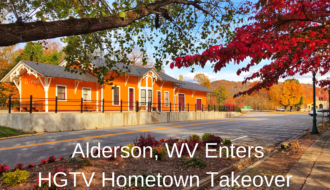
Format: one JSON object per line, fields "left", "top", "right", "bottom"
{"left": 9, "top": 0, "right": 329, "bottom": 87}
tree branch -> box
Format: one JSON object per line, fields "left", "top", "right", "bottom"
{"left": 0, "top": 0, "right": 214, "bottom": 47}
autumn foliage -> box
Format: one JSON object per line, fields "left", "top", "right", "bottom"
{"left": 171, "top": 0, "right": 330, "bottom": 96}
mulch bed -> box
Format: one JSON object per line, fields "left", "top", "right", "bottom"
{"left": 224, "top": 122, "right": 330, "bottom": 190}
{"left": 0, "top": 138, "right": 257, "bottom": 190}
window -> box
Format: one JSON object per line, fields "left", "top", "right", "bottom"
{"left": 321, "top": 91, "right": 323, "bottom": 94}
{"left": 319, "top": 97, "right": 323, "bottom": 101}
{"left": 57, "top": 86, "right": 66, "bottom": 100}
{"left": 165, "top": 92, "right": 169, "bottom": 106}
{"left": 148, "top": 90, "right": 152, "bottom": 103}
{"left": 141, "top": 89, "right": 146, "bottom": 105}
{"left": 113, "top": 86, "right": 120, "bottom": 105}
{"left": 82, "top": 88, "right": 91, "bottom": 101}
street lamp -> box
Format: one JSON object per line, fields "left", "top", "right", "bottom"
{"left": 311, "top": 72, "right": 319, "bottom": 134}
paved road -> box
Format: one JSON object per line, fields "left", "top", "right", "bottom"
{"left": 0, "top": 112, "right": 320, "bottom": 168}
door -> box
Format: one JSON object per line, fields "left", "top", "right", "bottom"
{"left": 157, "top": 91, "right": 161, "bottom": 111}
{"left": 196, "top": 99, "right": 202, "bottom": 111}
{"left": 148, "top": 90, "right": 152, "bottom": 110}
{"left": 179, "top": 94, "right": 185, "bottom": 111}
{"left": 129, "top": 88, "right": 134, "bottom": 110}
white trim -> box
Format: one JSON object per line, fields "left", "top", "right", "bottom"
{"left": 1, "top": 61, "right": 42, "bottom": 83}
{"left": 157, "top": 90, "right": 162, "bottom": 111}
{"left": 82, "top": 87, "right": 92, "bottom": 102}
{"left": 112, "top": 85, "right": 121, "bottom": 106}
{"left": 128, "top": 87, "right": 135, "bottom": 111}
{"left": 101, "top": 85, "right": 104, "bottom": 110}
{"left": 58, "top": 60, "right": 68, "bottom": 67}
{"left": 74, "top": 80, "right": 80, "bottom": 94}
{"left": 164, "top": 91, "right": 169, "bottom": 107}
{"left": 173, "top": 94, "right": 176, "bottom": 111}
{"left": 56, "top": 85, "right": 67, "bottom": 101}
{"left": 125, "top": 75, "right": 130, "bottom": 86}
{"left": 160, "top": 81, "right": 165, "bottom": 90}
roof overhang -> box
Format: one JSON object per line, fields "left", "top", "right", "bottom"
{"left": 0, "top": 61, "right": 42, "bottom": 83}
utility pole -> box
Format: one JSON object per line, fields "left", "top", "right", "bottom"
{"left": 311, "top": 72, "right": 319, "bottom": 134}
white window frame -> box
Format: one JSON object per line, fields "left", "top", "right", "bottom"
{"left": 112, "top": 85, "right": 121, "bottom": 106}
{"left": 82, "top": 87, "right": 92, "bottom": 102}
{"left": 196, "top": 98, "right": 202, "bottom": 111}
{"left": 128, "top": 87, "right": 135, "bottom": 111}
{"left": 164, "top": 91, "right": 169, "bottom": 107}
{"left": 173, "top": 94, "right": 176, "bottom": 111}
{"left": 140, "top": 89, "right": 147, "bottom": 106}
{"left": 148, "top": 89, "right": 153, "bottom": 104}
{"left": 56, "top": 85, "right": 67, "bottom": 101}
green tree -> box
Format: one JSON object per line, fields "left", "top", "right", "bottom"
{"left": 0, "top": 0, "right": 248, "bottom": 85}
{"left": 213, "top": 85, "right": 229, "bottom": 105}
{"left": 15, "top": 42, "right": 62, "bottom": 65}
{"left": 15, "top": 42, "right": 44, "bottom": 63}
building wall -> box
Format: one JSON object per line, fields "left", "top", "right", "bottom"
{"left": 19, "top": 71, "right": 208, "bottom": 112}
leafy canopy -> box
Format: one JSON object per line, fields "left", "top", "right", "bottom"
{"left": 171, "top": 0, "right": 330, "bottom": 96}
{"left": 0, "top": 0, "right": 249, "bottom": 85}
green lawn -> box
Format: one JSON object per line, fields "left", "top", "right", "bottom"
{"left": 0, "top": 126, "right": 30, "bottom": 138}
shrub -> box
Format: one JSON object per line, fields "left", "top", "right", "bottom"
{"left": 177, "top": 140, "right": 202, "bottom": 155}
{"left": 53, "top": 166, "right": 67, "bottom": 177}
{"left": 222, "top": 138, "right": 232, "bottom": 145}
{"left": 121, "top": 144, "right": 135, "bottom": 157}
{"left": 1, "top": 170, "right": 30, "bottom": 185}
{"left": 0, "top": 163, "right": 9, "bottom": 174}
{"left": 134, "top": 133, "right": 159, "bottom": 148}
{"left": 159, "top": 138, "right": 165, "bottom": 143}
{"left": 80, "top": 159, "right": 92, "bottom": 167}
{"left": 67, "top": 157, "right": 81, "bottom": 163}
{"left": 202, "top": 133, "right": 212, "bottom": 141}
{"left": 59, "top": 157, "right": 64, "bottom": 161}
{"left": 189, "top": 134, "right": 200, "bottom": 141}
{"left": 152, "top": 146, "right": 166, "bottom": 161}
{"left": 27, "top": 164, "right": 35, "bottom": 168}
{"left": 14, "top": 163, "right": 24, "bottom": 170}
{"left": 165, "top": 138, "right": 179, "bottom": 147}
{"left": 47, "top": 155, "right": 56, "bottom": 163}
{"left": 203, "top": 134, "right": 222, "bottom": 146}
{"left": 181, "top": 157, "right": 206, "bottom": 169}
{"left": 41, "top": 160, "right": 47, "bottom": 165}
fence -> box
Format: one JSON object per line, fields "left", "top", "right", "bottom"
{"left": 1, "top": 96, "right": 241, "bottom": 114}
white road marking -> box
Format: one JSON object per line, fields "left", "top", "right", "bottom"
{"left": 232, "top": 136, "right": 248, "bottom": 141}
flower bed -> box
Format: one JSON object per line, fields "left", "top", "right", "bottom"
{"left": 0, "top": 133, "right": 257, "bottom": 189}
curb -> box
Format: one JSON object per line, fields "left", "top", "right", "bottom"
{"left": 0, "top": 132, "right": 44, "bottom": 140}
{"left": 183, "top": 127, "right": 312, "bottom": 190}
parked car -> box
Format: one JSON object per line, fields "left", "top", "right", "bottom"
{"left": 309, "top": 109, "right": 329, "bottom": 117}
{"left": 276, "top": 108, "right": 286, "bottom": 112}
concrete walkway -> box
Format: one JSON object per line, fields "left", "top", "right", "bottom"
{"left": 283, "top": 129, "right": 330, "bottom": 190}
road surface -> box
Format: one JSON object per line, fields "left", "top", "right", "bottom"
{"left": 0, "top": 112, "right": 319, "bottom": 168}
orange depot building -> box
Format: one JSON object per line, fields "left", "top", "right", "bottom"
{"left": 0, "top": 59, "right": 212, "bottom": 112}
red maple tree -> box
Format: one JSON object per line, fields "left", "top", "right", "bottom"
{"left": 171, "top": 0, "right": 330, "bottom": 96}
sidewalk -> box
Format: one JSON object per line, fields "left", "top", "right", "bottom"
{"left": 283, "top": 128, "right": 330, "bottom": 190}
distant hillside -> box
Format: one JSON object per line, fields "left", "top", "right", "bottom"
{"left": 210, "top": 80, "right": 314, "bottom": 95}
